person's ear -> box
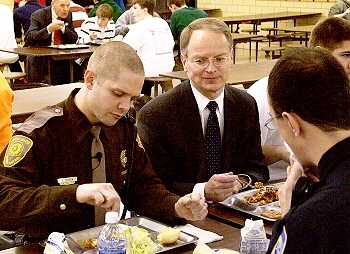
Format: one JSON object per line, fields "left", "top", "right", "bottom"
{"left": 282, "top": 112, "right": 301, "bottom": 137}
{"left": 84, "top": 70, "right": 95, "bottom": 89}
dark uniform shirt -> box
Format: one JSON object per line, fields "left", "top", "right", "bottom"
{"left": 0, "top": 89, "right": 180, "bottom": 239}
{"left": 267, "top": 136, "right": 350, "bottom": 254}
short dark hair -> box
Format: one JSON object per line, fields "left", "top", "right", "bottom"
{"left": 180, "top": 18, "right": 232, "bottom": 54}
{"left": 268, "top": 47, "right": 350, "bottom": 131}
{"left": 309, "top": 17, "right": 350, "bottom": 51}
{"left": 132, "top": 0, "right": 154, "bottom": 15}
{"left": 167, "top": 0, "right": 185, "bottom": 7}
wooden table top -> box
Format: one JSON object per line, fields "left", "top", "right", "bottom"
{"left": 12, "top": 83, "right": 83, "bottom": 123}
{"left": 232, "top": 33, "right": 262, "bottom": 42}
{"left": 219, "top": 11, "right": 322, "bottom": 24}
{"left": 262, "top": 25, "right": 314, "bottom": 33}
{"left": 0, "top": 46, "right": 94, "bottom": 57}
{"left": 0, "top": 46, "right": 94, "bottom": 63}
{"left": 160, "top": 60, "right": 277, "bottom": 86}
{"left": 0, "top": 217, "right": 242, "bottom": 253}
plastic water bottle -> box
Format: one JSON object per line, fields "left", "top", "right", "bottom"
{"left": 97, "top": 211, "right": 126, "bottom": 254}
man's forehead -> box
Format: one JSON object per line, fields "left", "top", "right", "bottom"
{"left": 334, "top": 40, "right": 350, "bottom": 52}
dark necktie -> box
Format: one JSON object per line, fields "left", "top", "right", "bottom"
{"left": 90, "top": 126, "right": 106, "bottom": 226}
{"left": 205, "top": 101, "right": 222, "bottom": 178}
{"left": 53, "top": 29, "right": 63, "bottom": 45}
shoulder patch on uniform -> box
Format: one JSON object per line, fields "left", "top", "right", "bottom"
{"left": 3, "top": 135, "right": 33, "bottom": 167}
{"left": 16, "top": 106, "right": 64, "bottom": 134}
{"left": 136, "top": 134, "right": 144, "bottom": 150}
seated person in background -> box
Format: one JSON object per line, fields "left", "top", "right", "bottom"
{"left": 89, "top": 0, "right": 122, "bottom": 22}
{"left": 267, "top": 47, "right": 350, "bottom": 254}
{"left": 167, "top": 0, "right": 207, "bottom": 42}
{"left": 0, "top": 42, "right": 207, "bottom": 239}
{"left": 0, "top": 4, "right": 21, "bottom": 72}
{"left": 114, "top": 7, "right": 159, "bottom": 36}
{"left": 13, "top": 0, "right": 42, "bottom": 43}
{"left": 25, "top": 0, "right": 78, "bottom": 85}
{"left": 78, "top": 3, "right": 115, "bottom": 44}
{"left": 247, "top": 77, "right": 289, "bottom": 182}
{"left": 137, "top": 18, "right": 269, "bottom": 202}
{"left": 0, "top": 72, "right": 13, "bottom": 153}
{"left": 123, "top": 0, "right": 175, "bottom": 95}
{"left": 329, "top": 0, "right": 350, "bottom": 20}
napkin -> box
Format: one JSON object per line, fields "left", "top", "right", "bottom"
{"left": 176, "top": 224, "right": 223, "bottom": 244}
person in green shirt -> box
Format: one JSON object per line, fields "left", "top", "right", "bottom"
{"left": 89, "top": 0, "right": 122, "bottom": 22}
{"left": 167, "top": 0, "right": 207, "bottom": 41}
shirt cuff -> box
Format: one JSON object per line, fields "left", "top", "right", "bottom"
{"left": 192, "top": 182, "right": 206, "bottom": 199}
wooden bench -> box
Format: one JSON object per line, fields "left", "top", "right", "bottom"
{"left": 144, "top": 76, "right": 173, "bottom": 97}
{"left": 261, "top": 46, "right": 285, "bottom": 59}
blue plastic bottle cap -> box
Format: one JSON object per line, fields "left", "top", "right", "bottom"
{"left": 105, "top": 211, "right": 119, "bottom": 224}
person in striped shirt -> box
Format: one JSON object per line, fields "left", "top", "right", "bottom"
{"left": 78, "top": 3, "right": 115, "bottom": 44}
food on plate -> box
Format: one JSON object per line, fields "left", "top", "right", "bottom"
{"left": 193, "top": 242, "right": 215, "bottom": 254}
{"left": 77, "top": 226, "right": 157, "bottom": 253}
{"left": 157, "top": 227, "right": 181, "bottom": 245}
{"left": 124, "top": 226, "right": 158, "bottom": 254}
{"left": 77, "top": 238, "right": 97, "bottom": 249}
{"left": 244, "top": 184, "right": 279, "bottom": 205}
{"left": 261, "top": 210, "right": 282, "bottom": 220}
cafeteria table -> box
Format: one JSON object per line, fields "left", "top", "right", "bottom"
{"left": 0, "top": 46, "right": 94, "bottom": 85}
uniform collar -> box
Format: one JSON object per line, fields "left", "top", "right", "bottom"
{"left": 63, "top": 88, "right": 94, "bottom": 143}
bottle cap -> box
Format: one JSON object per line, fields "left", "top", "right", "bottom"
{"left": 105, "top": 211, "right": 119, "bottom": 224}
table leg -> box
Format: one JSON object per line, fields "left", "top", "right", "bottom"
{"left": 69, "top": 60, "right": 74, "bottom": 82}
{"left": 249, "top": 40, "right": 252, "bottom": 62}
{"left": 233, "top": 44, "right": 236, "bottom": 64}
{"left": 48, "top": 57, "right": 53, "bottom": 86}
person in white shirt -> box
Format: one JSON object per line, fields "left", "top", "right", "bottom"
{"left": 78, "top": 3, "right": 115, "bottom": 44}
{"left": 122, "top": 0, "right": 175, "bottom": 95}
{"left": 0, "top": 4, "right": 19, "bottom": 67}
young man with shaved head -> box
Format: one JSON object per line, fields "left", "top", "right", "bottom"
{"left": 0, "top": 42, "right": 207, "bottom": 239}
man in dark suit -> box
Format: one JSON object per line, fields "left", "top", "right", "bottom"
{"left": 137, "top": 18, "right": 269, "bottom": 203}
{"left": 25, "top": 0, "right": 78, "bottom": 85}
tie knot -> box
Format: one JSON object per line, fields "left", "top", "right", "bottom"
{"left": 207, "top": 101, "right": 218, "bottom": 112}
{"left": 90, "top": 126, "right": 101, "bottom": 138}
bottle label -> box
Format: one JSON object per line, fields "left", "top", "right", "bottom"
{"left": 98, "top": 239, "right": 126, "bottom": 254}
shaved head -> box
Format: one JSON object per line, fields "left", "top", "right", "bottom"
{"left": 87, "top": 41, "right": 145, "bottom": 83}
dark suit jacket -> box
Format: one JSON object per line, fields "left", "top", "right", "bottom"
{"left": 25, "top": 6, "right": 77, "bottom": 46}
{"left": 137, "top": 81, "right": 269, "bottom": 196}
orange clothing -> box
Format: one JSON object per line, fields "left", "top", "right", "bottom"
{"left": 0, "top": 72, "right": 13, "bottom": 153}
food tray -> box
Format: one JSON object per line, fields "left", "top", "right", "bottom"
{"left": 65, "top": 216, "right": 198, "bottom": 253}
{"left": 219, "top": 186, "right": 282, "bottom": 222}
{"left": 48, "top": 44, "right": 90, "bottom": 50}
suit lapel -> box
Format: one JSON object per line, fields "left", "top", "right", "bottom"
{"left": 178, "top": 81, "right": 207, "bottom": 180}
{"left": 222, "top": 86, "right": 240, "bottom": 172}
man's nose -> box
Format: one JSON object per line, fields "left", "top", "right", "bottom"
{"left": 205, "top": 60, "right": 218, "bottom": 72}
{"left": 118, "top": 99, "right": 131, "bottom": 111}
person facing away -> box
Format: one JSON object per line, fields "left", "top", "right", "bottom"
{"left": 266, "top": 47, "right": 350, "bottom": 254}
{"left": 329, "top": 0, "right": 350, "bottom": 20}
{"left": 13, "top": 0, "right": 42, "bottom": 43}
{"left": 167, "top": 0, "right": 207, "bottom": 42}
{"left": 246, "top": 16, "right": 350, "bottom": 182}
{"left": 137, "top": 18, "right": 269, "bottom": 203}
{"left": 78, "top": 3, "right": 115, "bottom": 44}
{"left": 122, "top": 0, "right": 175, "bottom": 95}
{"left": 0, "top": 42, "right": 207, "bottom": 239}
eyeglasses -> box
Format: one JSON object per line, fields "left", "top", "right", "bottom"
{"left": 187, "top": 55, "right": 230, "bottom": 69}
{"left": 264, "top": 113, "right": 282, "bottom": 131}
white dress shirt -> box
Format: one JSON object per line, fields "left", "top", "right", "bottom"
{"left": 190, "top": 83, "right": 225, "bottom": 199}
